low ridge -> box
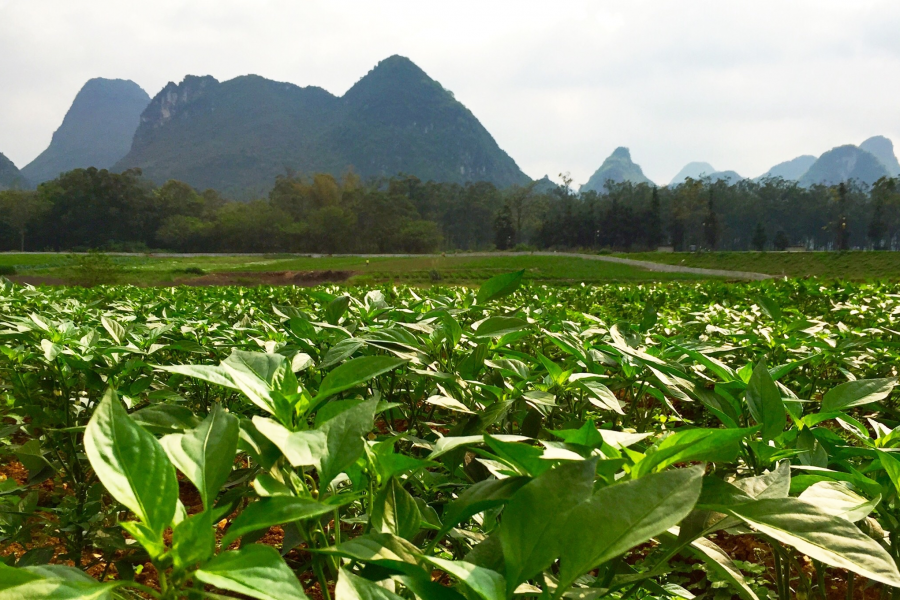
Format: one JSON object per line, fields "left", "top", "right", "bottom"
{"left": 0, "top": 152, "right": 29, "bottom": 190}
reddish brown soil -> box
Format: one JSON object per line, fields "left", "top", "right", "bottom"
{"left": 180, "top": 270, "right": 353, "bottom": 287}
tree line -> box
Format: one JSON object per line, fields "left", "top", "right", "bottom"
{"left": 0, "top": 167, "right": 898, "bottom": 253}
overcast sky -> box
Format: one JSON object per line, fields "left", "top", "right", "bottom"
{"left": 2, "top": 0, "right": 900, "bottom": 185}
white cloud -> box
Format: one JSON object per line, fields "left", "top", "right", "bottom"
{"left": 1, "top": 0, "right": 899, "bottom": 185}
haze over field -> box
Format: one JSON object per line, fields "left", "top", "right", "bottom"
{"left": 3, "top": 0, "right": 900, "bottom": 186}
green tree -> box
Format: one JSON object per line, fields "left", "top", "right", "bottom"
{"left": 774, "top": 229, "right": 790, "bottom": 251}
{"left": 494, "top": 204, "right": 515, "bottom": 250}
{"left": 752, "top": 222, "right": 767, "bottom": 251}
{"left": 0, "top": 190, "right": 50, "bottom": 251}
{"left": 702, "top": 192, "right": 719, "bottom": 249}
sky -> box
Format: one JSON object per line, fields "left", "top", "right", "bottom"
{"left": 2, "top": 0, "right": 900, "bottom": 185}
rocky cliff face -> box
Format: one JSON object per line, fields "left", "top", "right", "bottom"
{"left": 115, "top": 56, "right": 529, "bottom": 199}
{"left": 22, "top": 78, "right": 150, "bottom": 184}
{"left": 860, "top": 136, "right": 900, "bottom": 177}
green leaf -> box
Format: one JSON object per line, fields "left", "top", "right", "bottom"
{"left": 500, "top": 459, "right": 597, "bottom": 592}
{"left": 335, "top": 568, "right": 404, "bottom": 599}
{"left": 423, "top": 556, "right": 506, "bottom": 600}
{"left": 316, "top": 356, "right": 408, "bottom": 401}
{"left": 84, "top": 389, "right": 177, "bottom": 541}
{"left": 685, "top": 538, "right": 760, "bottom": 600}
{"left": 822, "top": 378, "right": 897, "bottom": 412}
{"left": 745, "top": 360, "right": 786, "bottom": 441}
{"left": 223, "top": 496, "right": 344, "bottom": 547}
{"left": 325, "top": 295, "right": 351, "bottom": 325}
{"left": 476, "top": 270, "right": 524, "bottom": 304}
{"left": 726, "top": 498, "right": 900, "bottom": 587}
{"left": 558, "top": 466, "right": 704, "bottom": 591}
{"left": 194, "top": 544, "right": 309, "bottom": 600}
{"left": 317, "top": 532, "right": 424, "bottom": 576}
{"left": 370, "top": 478, "right": 422, "bottom": 540}
{"left": 797, "top": 481, "right": 879, "bottom": 523}
{"left": 169, "top": 511, "right": 215, "bottom": 572}
{"left": 160, "top": 404, "right": 239, "bottom": 510}
{"left": 255, "top": 399, "right": 377, "bottom": 488}
{"left": 439, "top": 477, "right": 529, "bottom": 536}
{"left": 155, "top": 363, "right": 237, "bottom": 390}
{"left": 472, "top": 317, "right": 529, "bottom": 339}
{"left": 0, "top": 563, "right": 115, "bottom": 599}
{"left": 632, "top": 427, "right": 754, "bottom": 477}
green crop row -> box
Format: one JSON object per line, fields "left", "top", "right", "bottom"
{"left": 1, "top": 273, "right": 900, "bottom": 600}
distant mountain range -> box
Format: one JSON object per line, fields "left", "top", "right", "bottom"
{"left": 112, "top": 56, "right": 529, "bottom": 198}
{"left": 14, "top": 57, "right": 900, "bottom": 197}
{"left": 580, "top": 147, "right": 653, "bottom": 192}
{"left": 0, "top": 152, "right": 28, "bottom": 190}
{"left": 22, "top": 78, "right": 150, "bottom": 184}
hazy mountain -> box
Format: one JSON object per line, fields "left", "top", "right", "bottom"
{"left": 670, "top": 162, "right": 741, "bottom": 185}
{"left": 798, "top": 145, "right": 888, "bottom": 187}
{"left": 860, "top": 136, "right": 900, "bottom": 177}
{"left": 670, "top": 162, "right": 716, "bottom": 185}
{"left": 115, "top": 56, "right": 529, "bottom": 198}
{"left": 580, "top": 147, "right": 653, "bottom": 193}
{"left": 0, "top": 152, "right": 28, "bottom": 190}
{"left": 22, "top": 78, "right": 150, "bottom": 184}
{"left": 757, "top": 155, "right": 817, "bottom": 181}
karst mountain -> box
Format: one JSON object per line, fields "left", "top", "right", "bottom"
{"left": 22, "top": 78, "right": 150, "bottom": 184}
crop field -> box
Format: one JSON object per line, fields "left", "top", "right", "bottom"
{"left": 3, "top": 273, "right": 900, "bottom": 599}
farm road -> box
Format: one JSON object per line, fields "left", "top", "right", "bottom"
{"left": 17, "top": 250, "right": 773, "bottom": 281}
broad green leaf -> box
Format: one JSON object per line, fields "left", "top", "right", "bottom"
{"left": 686, "top": 538, "right": 759, "bottom": 600}
{"left": 745, "top": 361, "right": 786, "bottom": 441}
{"left": 161, "top": 404, "right": 239, "bottom": 510}
{"left": 476, "top": 270, "right": 524, "bottom": 304}
{"left": 439, "top": 477, "right": 529, "bottom": 536}
{"left": 632, "top": 427, "right": 754, "bottom": 477}
{"left": 223, "top": 496, "right": 344, "bottom": 547}
{"left": 155, "top": 363, "right": 237, "bottom": 390}
{"left": 370, "top": 478, "right": 422, "bottom": 540}
{"left": 316, "top": 356, "right": 408, "bottom": 401}
{"left": 423, "top": 556, "right": 506, "bottom": 600}
{"left": 0, "top": 563, "right": 115, "bottom": 599}
{"left": 822, "top": 378, "right": 897, "bottom": 412}
{"left": 335, "top": 568, "right": 404, "bottom": 600}
{"left": 100, "top": 315, "right": 126, "bottom": 344}
{"left": 326, "top": 295, "right": 351, "bottom": 325}
{"left": 317, "top": 532, "right": 424, "bottom": 576}
{"left": 424, "top": 395, "right": 474, "bottom": 414}
{"left": 194, "top": 544, "right": 309, "bottom": 600}
{"left": 472, "top": 317, "right": 529, "bottom": 339}
{"left": 84, "top": 389, "right": 177, "bottom": 540}
{"left": 500, "top": 459, "right": 597, "bottom": 592}
{"left": 797, "top": 481, "right": 879, "bottom": 522}
{"left": 558, "top": 466, "right": 703, "bottom": 591}
{"left": 169, "top": 511, "right": 215, "bottom": 572}
{"left": 726, "top": 498, "right": 900, "bottom": 587}
{"left": 255, "top": 399, "right": 377, "bottom": 488}
{"left": 427, "top": 434, "right": 529, "bottom": 460}
{"left": 131, "top": 404, "right": 200, "bottom": 434}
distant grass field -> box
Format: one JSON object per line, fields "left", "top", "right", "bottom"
{"left": 0, "top": 253, "right": 704, "bottom": 286}
{"left": 620, "top": 251, "right": 900, "bottom": 279}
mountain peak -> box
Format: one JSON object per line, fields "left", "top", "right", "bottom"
{"left": 670, "top": 162, "right": 716, "bottom": 185}
{"left": 580, "top": 147, "right": 653, "bottom": 193}
{"left": 757, "top": 155, "right": 817, "bottom": 181}
{"left": 798, "top": 144, "right": 888, "bottom": 187}
{"left": 860, "top": 136, "right": 900, "bottom": 177}
{"left": 22, "top": 78, "right": 150, "bottom": 184}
